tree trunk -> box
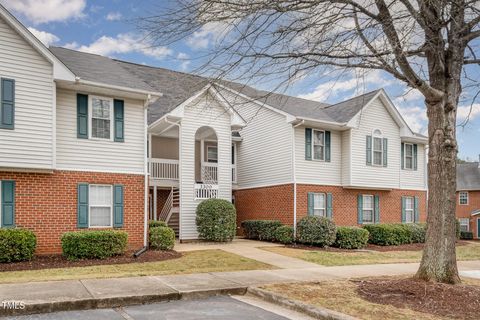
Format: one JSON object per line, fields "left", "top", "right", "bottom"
{"left": 416, "top": 97, "right": 460, "bottom": 284}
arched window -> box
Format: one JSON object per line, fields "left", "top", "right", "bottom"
{"left": 372, "top": 129, "right": 383, "bottom": 166}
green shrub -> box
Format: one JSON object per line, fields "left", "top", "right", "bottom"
{"left": 61, "top": 230, "right": 128, "bottom": 260}
{"left": 334, "top": 226, "right": 369, "bottom": 249}
{"left": 455, "top": 219, "right": 461, "bottom": 239}
{"left": 196, "top": 198, "right": 236, "bottom": 242}
{"left": 149, "top": 226, "right": 175, "bottom": 250}
{"left": 0, "top": 228, "right": 37, "bottom": 263}
{"left": 149, "top": 220, "right": 167, "bottom": 228}
{"left": 273, "top": 226, "right": 294, "bottom": 244}
{"left": 362, "top": 224, "right": 412, "bottom": 246}
{"left": 405, "top": 223, "right": 427, "bottom": 243}
{"left": 460, "top": 231, "right": 474, "bottom": 240}
{"left": 296, "top": 216, "right": 336, "bottom": 247}
{"left": 241, "top": 220, "right": 283, "bottom": 241}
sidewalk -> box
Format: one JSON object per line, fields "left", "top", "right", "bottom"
{"left": 2, "top": 260, "right": 480, "bottom": 316}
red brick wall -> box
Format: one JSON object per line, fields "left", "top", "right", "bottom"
{"left": 234, "top": 183, "right": 427, "bottom": 228}
{"left": 456, "top": 190, "right": 480, "bottom": 237}
{"left": 0, "top": 170, "right": 145, "bottom": 254}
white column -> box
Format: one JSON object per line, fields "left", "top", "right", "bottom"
{"left": 200, "top": 139, "right": 205, "bottom": 181}
{"left": 153, "top": 185, "right": 158, "bottom": 221}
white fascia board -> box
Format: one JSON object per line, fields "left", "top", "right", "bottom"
{"left": 208, "top": 86, "right": 247, "bottom": 127}
{"left": 75, "top": 79, "right": 163, "bottom": 99}
{"left": 290, "top": 116, "right": 349, "bottom": 130}
{"left": 0, "top": 4, "right": 75, "bottom": 81}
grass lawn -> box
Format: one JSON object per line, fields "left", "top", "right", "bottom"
{"left": 0, "top": 249, "right": 274, "bottom": 284}
{"left": 261, "top": 277, "right": 480, "bottom": 320}
{"left": 261, "top": 242, "right": 480, "bottom": 266}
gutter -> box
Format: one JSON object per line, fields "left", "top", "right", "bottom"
{"left": 74, "top": 77, "right": 163, "bottom": 98}
{"left": 291, "top": 119, "right": 305, "bottom": 238}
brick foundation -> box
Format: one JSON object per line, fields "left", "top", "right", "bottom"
{"left": 234, "top": 184, "right": 427, "bottom": 229}
{"left": 456, "top": 191, "right": 480, "bottom": 238}
{"left": 0, "top": 170, "right": 145, "bottom": 254}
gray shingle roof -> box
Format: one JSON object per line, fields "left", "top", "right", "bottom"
{"left": 49, "top": 47, "right": 386, "bottom": 126}
{"left": 457, "top": 162, "right": 480, "bottom": 190}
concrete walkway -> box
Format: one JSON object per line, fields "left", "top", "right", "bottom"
{"left": 175, "top": 239, "right": 320, "bottom": 269}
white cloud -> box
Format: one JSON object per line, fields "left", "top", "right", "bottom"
{"left": 1, "top": 0, "right": 86, "bottom": 24}
{"left": 27, "top": 27, "right": 59, "bottom": 46}
{"left": 457, "top": 103, "right": 480, "bottom": 123}
{"left": 68, "top": 33, "right": 172, "bottom": 60}
{"left": 398, "top": 106, "right": 428, "bottom": 134}
{"left": 106, "top": 12, "right": 122, "bottom": 21}
{"left": 177, "top": 52, "right": 190, "bottom": 70}
{"left": 186, "top": 22, "right": 230, "bottom": 50}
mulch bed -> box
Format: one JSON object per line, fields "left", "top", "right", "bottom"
{"left": 354, "top": 277, "right": 480, "bottom": 320}
{"left": 0, "top": 250, "right": 182, "bottom": 272}
{"left": 286, "top": 240, "right": 470, "bottom": 252}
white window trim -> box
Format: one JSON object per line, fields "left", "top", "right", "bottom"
{"left": 459, "top": 191, "right": 469, "bottom": 205}
{"left": 207, "top": 145, "right": 218, "bottom": 163}
{"left": 362, "top": 194, "right": 375, "bottom": 224}
{"left": 88, "top": 184, "right": 113, "bottom": 228}
{"left": 372, "top": 130, "right": 383, "bottom": 167}
{"left": 313, "top": 193, "right": 326, "bottom": 217}
{"left": 312, "top": 129, "right": 325, "bottom": 161}
{"left": 404, "top": 143, "right": 414, "bottom": 170}
{"left": 88, "top": 95, "right": 114, "bottom": 141}
{"left": 404, "top": 196, "right": 414, "bottom": 223}
{"left": 459, "top": 218, "right": 469, "bottom": 232}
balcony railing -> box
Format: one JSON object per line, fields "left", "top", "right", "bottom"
{"left": 149, "top": 158, "right": 179, "bottom": 180}
{"left": 194, "top": 183, "right": 219, "bottom": 199}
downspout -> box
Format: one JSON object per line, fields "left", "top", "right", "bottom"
{"left": 291, "top": 119, "right": 305, "bottom": 238}
{"left": 139, "top": 95, "right": 151, "bottom": 256}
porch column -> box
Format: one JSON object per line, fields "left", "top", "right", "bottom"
{"left": 153, "top": 185, "right": 158, "bottom": 221}
{"left": 200, "top": 139, "right": 205, "bottom": 181}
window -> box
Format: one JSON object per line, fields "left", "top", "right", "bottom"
{"left": 404, "top": 196, "right": 414, "bottom": 223}
{"left": 459, "top": 192, "right": 469, "bottom": 205}
{"left": 89, "top": 185, "right": 113, "bottom": 227}
{"left": 459, "top": 218, "right": 469, "bottom": 232}
{"left": 372, "top": 130, "right": 383, "bottom": 166}
{"left": 313, "top": 193, "right": 326, "bottom": 216}
{"left": 404, "top": 143, "right": 414, "bottom": 170}
{"left": 312, "top": 129, "right": 325, "bottom": 161}
{"left": 90, "top": 96, "right": 113, "bottom": 140}
{"left": 362, "top": 195, "right": 374, "bottom": 223}
{"left": 207, "top": 145, "right": 218, "bottom": 163}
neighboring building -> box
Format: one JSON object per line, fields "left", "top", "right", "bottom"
{"left": 0, "top": 4, "right": 429, "bottom": 251}
{"left": 456, "top": 160, "right": 480, "bottom": 238}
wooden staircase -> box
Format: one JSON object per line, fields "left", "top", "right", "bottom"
{"left": 158, "top": 187, "right": 179, "bottom": 236}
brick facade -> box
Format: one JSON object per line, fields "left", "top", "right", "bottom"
{"left": 456, "top": 190, "right": 480, "bottom": 238}
{"left": 0, "top": 170, "right": 145, "bottom": 254}
{"left": 234, "top": 183, "right": 427, "bottom": 231}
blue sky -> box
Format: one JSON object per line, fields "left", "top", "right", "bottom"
{"left": 2, "top": 0, "right": 479, "bottom": 161}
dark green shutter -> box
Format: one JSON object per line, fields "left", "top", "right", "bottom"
{"left": 382, "top": 138, "right": 388, "bottom": 167}
{"left": 0, "top": 78, "right": 15, "bottom": 129}
{"left": 113, "top": 185, "right": 124, "bottom": 228}
{"left": 77, "top": 94, "right": 88, "bottom": 139}
{"left": 77, "top": 184, "right": 89, "bottom": 228}
{"left": 1, "top": 181, "right": 15, "bottom": 227}
{"left": 114, "top": 99, "right": 124, "bottom": 142}
{"left": 307, "top": 192, "right": 314, "bottom": 215}
{"left": 413, "top": 144, "right": 418, "bottom": 171}
{"left": 366, "top": 136, "right": 372, "bottom": 165}
{"left": 305, "top": 128, "right": 312, "bottom": 160}
{"left": 325, "top": 131, "right": 331, "bottom": 162}
{"left": 326, "top": 193, "right": 333, "bottom": 219}
{"left": 414, "top": 196, "right": 419, "bottom": 222}
{"left": 357, "top": 195, "right": 363, "bottom": 224}
{"left": 374, "top": 195, "right": 380, "bottom": 223}
{"left": 401, "top": 196, "right": 406, "bottom": 223}
{"left": 401, "top": 143, "right": 405, "bottom": 169}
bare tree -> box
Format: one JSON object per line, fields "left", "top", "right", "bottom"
{"left": 139, "top": 0, "right": 480, "bottom": 283}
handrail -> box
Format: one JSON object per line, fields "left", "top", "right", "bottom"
{"left": 158, "top": 189, "right": 173, "bottom": 221}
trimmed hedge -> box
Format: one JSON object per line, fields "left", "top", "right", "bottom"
{"left": 0, "top": 228, "right": 37, "bottom": 263}
{"left": 273, "top": 226, "right": 294, "bottom": 244}
{"left": 149, "top": 220, "right": 167, "bottom": 228}
{"left": 456, "top": 219, "right": 461, "bottom": 239}
{"left": 61, "top": 230, "right": 128, "bottom": 260}
{"left": 149, "top": 226, "right": 175, "bottom": 250}
{"left": 405, "top": 223, "right": 426, "bottom": 243}
{"left": 196, "top": 198, "right": 236, "bottom": 242}
{"left": 334, "top": 226, "right": 369, "bottom": 249}
{"left": 242, "top": 220, "right": 283, "bottom": 241}
{"left": 460, "top": 231, "right": 474, "bottom": 240}
{"left": 296, "top": 216, "right": 336, "bottom": 247}
{"left": 362, "top": 224, "right": 412, "bottom": 246}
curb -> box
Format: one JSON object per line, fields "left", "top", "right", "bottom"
{"left": 0, "top": 287, "right": 247, "bottom": 317}
{"left": 247, "top": 287, "right": 359, "bottom": 320}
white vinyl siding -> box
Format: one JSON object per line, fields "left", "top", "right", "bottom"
{"left": 459, "top": 218, "right": 469, "bottom": 232}
{"left": 341, "top": 130, "right": 351, "bottom": 185}
{"left": 400, "top": 143, "right": 426, "bottom": 190}
{"left": 179, "top": 92, "right": 232, "bottom": 240}
{"left": 459, "top": 192, "right": 469, "bottom": 205}
{"left": 0, "top": 16, "right": 54, "bottom": 170}
{"left": 56, "top": 89, "right": 145, "bottom": 174}
{"left": 89, "top": 184, "right": 113, "bottom": 227}
{"left": 362, "top": 195, "right": 374, "bottom": 224}
{"left": 295, "top": 126, "right": 342, "bottom": 185}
